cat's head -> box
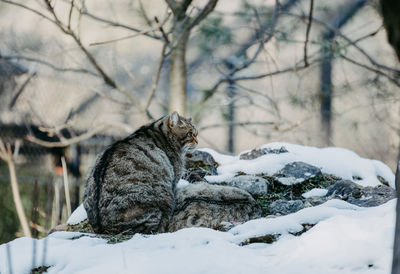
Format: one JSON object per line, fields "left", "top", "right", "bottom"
{"left": 166, "top": 112, "right": 198, "bottom": 150}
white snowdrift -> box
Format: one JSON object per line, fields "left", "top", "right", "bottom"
{"left": 202, "top": 142, "right": 395, "bottom": 188}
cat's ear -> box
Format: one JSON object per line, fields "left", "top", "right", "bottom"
{"left": 168, "top": 111, "right": 180, "bottom": 127}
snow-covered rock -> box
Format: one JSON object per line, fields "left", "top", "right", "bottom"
{"left": 223, "top": 175, "right": 269, "bottom": 196}
{"left": 268, "top": 199, "right": 305, "bottom": 215}
{"left": 273, "top": 161, "right": 322, "bottom": 186}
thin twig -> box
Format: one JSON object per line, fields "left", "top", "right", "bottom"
{"left": 228, "top": 0, "right": 280, "bottom": 76}
{"left": 284, "top": 12, "right": 400, "bottom": 73}
{"left": 9, "top": 72, "right": 37, "bottom": 109}
{"left": 303, "top": 0, "right": 314, "bottom": 66}
{"left": 42, "top": 0, "right": 144, "bottom": 111}
{"left": 0, "top": 139, "right": 32, "bottom": 238}
{"left": 199, "top": 121, "right": 274, "bottom": 131}
{"left": 0, "top": 54, "right": 98, "bottom": 76}
{"left": 61, "top": 156, "right": 72, "bottom": 217}
{"left": 67, "top": 0, "right": 75, "bottom": 30}
{"left": 144, "top": 43, "right": 168, "bottom": 118}
{"left": 154, "top": 16, "right": 170, "bottom": 43}
{"left": 202, "top": 59, "right": 316, "bottom": 103}
{"left": 187, "top": 0, "right": 218, "bottom": 30}
{"left": 25, "top": 124, "right": 107, "bottom": 148}
{"left": 341, "top": 55, "right": 400, "bottom": 87}
{"left": 0, "top": 0, "right": 56, "bottom": 24}
{"left": 81, "top": 10, "right": 161, "bottom": 40}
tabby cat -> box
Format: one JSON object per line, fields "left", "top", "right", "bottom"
{"left": 83, "top": 112, "right": 198, "bottom": 234}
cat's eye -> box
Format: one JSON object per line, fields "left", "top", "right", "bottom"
{"left": 187, "top": 131, "right": 193, "bottom": 137}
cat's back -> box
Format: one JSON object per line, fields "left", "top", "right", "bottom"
{"left": 104, "top": 133, "right": 175, "bottom": 187}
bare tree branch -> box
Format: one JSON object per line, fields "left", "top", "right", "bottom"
{"left": 202, "top": 59, "right": 317, "bottom": 103}
{"left": 199, "top": 121, "right": 274, "bottom": 131}
{"left": 165, "top": 0, "right": 180, "bottom": 15}
{"left": 144, "top": 43, "right": 168, "bottom": 118}
{"left": 284, "top": 12, "right": 400, "bottom": 74}
{"left": 0, "top": 139, "right": 32, "bottom": 238}
{"left": 42, "top": 0, "right": 146, "bottom": 112}
{"left": 0, "top": 0, "right": 56, "bottom": 24}
{"left": 9, "top": 72, "right": 37, "bottom": 110}
{"left": 341, "top": 55, "right": 400, "bottom": 87}
{"left": 0, "top": 54, "right": 98, "bottom": 76}
{"left": 25, "top": 124, "right": 107, "bottom": 148}
{"left": 67, "top": 0, "right": 75, "bottom": 30}
{"left": 81, "top": 10, "right": 162, "bottom": 40}
{"left": 303, "top": 0, "right": 314, "bottom": 66}
{"left": 188, "top": 0, "right": 218, "bottom": 30}
{"left": 155, "top": 16, "right": 170, "bottom": 43}
{"left": 227, "top": 0, "right": 279, "bottom": 76}
{"left": 90, "top": 13, "right": 171, "bottom": 47}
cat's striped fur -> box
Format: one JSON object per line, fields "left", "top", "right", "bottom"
{"left": 83, "top": 112, "right": 198, "bottom": 234}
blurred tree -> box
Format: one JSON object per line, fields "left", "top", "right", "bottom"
{"left": 319, "top": 0, "right": 367, "bottom": 145}
{"left": 380, "top": 1, "right": 400, "bottom": 273}
{"left": 165, "top": 0, "right": 218, "bottom": 115}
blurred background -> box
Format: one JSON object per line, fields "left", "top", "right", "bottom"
{"left": 0, "top": 0, "right": 399, "bottom": 243}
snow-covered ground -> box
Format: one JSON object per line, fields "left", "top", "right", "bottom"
{"left": 0, "top": 143, "right": 396, "bottom": 274}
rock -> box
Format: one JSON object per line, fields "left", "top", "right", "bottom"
{"left": 326, "top": 180, "right": 396, "bottom": 207}
{"left": 224, "top": 175, "right": 269, "bottom": 196}
{"left": 239, "top": 146, "right": 288, "bottom": 160}
{"left": 268, "top": 199, "right": 304, "bottom": 215}
{"left": 184, "top": 150, "right": 218, "bottom": 182}
{"left": 273, "top": 161, "right": 322, "bottom": 185}
{"left": 168, "top": 183, "right": 262, "bottom": 232}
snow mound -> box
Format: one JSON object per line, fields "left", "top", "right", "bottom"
{"left": 67, "top": 204, "right": 87, "bottom": 225}
{"left": 202, "top": 142, "right": 395, "bottom": 188}
{"left": 302, "top": 188, "right": 328, "bottom": 198}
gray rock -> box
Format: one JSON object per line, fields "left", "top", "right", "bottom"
{"left": 273, "top": 161, "right": 322, "bottom": 185}
{"left": 224, "top": 175, "right": 269, "bottom": 196}
{"left": 268, "top": 199, "right": 304, "bottom": 215}
{"left": 239, "top": 146, "right": 288, "bottom": 160}
{"left": 184, "top": 150, "right": 218, "bottom": 182}
{"left": 326, "top": 180, "right": 396, "bottom": 207}
{"left": 168, "top": 183, "right": 262, "bottom": 232}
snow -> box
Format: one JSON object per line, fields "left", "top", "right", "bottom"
{"left": 302, "top": 188, "right": 328, "bottom": 198}
{"left": 177, "top": 179, "right": 190, "bottom": 189}
{"left": 67, "top": 204, "right": 88, "bottom": 225}
{"left": 0, "top": 143, "right": 396, "bottom": 274}
{"left": 0, "top": 199, "right": 395, "bottom": 274}
{"left": 203, "top": 142, "right": 395, "bottom": 188}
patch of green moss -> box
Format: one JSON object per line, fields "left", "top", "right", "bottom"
{"left": 254, "top": 173, "right": 341, "bottom": 214}
{"left": 290, "top": 223, "right": 315, "bottom": 236}
{"left": 240, "top": 234, "right": 281, "bottom": 246}
{"left": 104, "top": 234, "right": 133, "bottom": 244}
{"left": 66, "top": 220, "right": 94, "bottom": 234}
{"left": 377, "top": 175, "right": 389, "bottom": 186}
{"left": 31, "top": 266, "right": 51, "bottom": 274}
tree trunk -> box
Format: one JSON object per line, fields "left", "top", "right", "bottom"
{"left": 320, "top": 43, "right": 333, "bottom": 145}
{"left": 393, "top": 151, "right": 400, "bottom": 274}
{"left": 379, "top": 1, "right": 400, "bottom": 273}
{"left": 169, "top": 27, "right": 189, "bottom": 116}
{"left": 319, "top": 0, "right": 367, "bottom": 146}
{"left": 227, "top": 78, "right": 235, "bottom": 154}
